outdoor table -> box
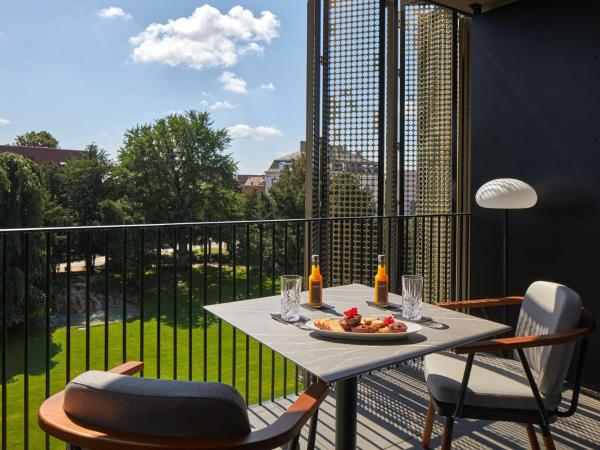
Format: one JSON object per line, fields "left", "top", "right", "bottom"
{"left": 205, "top": 284, "right": 510, "bottom": 450}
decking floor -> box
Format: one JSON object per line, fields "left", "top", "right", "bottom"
{"left": 248, "top": 360, "right": 600, "bottom": 449}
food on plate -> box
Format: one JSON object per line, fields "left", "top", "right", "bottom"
{"left": 313, "top": 310, "right": 408, "bottom": 334}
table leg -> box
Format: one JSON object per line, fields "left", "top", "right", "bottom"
{"left": 336, "top": 376, "right": 358, "bottom": 450}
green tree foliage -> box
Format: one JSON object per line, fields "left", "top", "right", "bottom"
{"left": 240, "top": 189, "right": 274, "bottom": 220}
{"left": 117, "top": 111, "right": 238, "bottom": 223}
{"left": 269, "top": 151, "right": 305, "bottom": 219}
{"left": 0, "top": 153, "right": 47, "bottom": 326}
{"left": 117, "top": 111, "right": 239, "bottom": 265}
{"left": 14, "top": 130, "right": 59, "bottom": 148}
{"left": 62, "top": 143, "right": 115, "bottom": 226}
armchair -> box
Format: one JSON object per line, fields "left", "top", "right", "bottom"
{"left": 39, "top": 361, "right": 328, "bottom": 450}
{"left": 422, "top": 281, "right": 595, "bottom": 450}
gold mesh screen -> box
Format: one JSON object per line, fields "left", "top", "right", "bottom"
{"left": 323, "top": 0, "right": 382, "bottom": 286}
{"left": 402, "top": 1, "right": 454, "bottom": 302}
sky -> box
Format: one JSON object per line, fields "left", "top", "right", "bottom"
{"left": 0, "top": 1, "right": 307, "bottom": 174}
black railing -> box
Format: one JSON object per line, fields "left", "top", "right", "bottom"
{"left": 0, "top": 214, "right": 468, "bottom": 449}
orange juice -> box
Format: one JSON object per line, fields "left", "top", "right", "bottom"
{"left": 308, "top": 255, "right": 323, "bottom": 307}
{"left": 374, "top": 254, "right": 389, "bottom": 306}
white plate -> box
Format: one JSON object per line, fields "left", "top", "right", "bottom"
{"left": 305, "top": 319, "right": 422, "bottom": 341}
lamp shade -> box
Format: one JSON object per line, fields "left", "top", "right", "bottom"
{"left": 475, "top": 178, "right": 537, "bottom": 209}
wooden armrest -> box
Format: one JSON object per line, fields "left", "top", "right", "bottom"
{"left": 108, "top": 361, "right": 144, "bottom": 376}
{"left": 437, "top": 296, "right": 524, "bottom": 310}
{"left": 456, "top": 309, "right": 595, "bottom": 355}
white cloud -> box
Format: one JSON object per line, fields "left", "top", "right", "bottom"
{"left": 129, "top": 5, "right": 279, "bottom": 71}
{"left": 228, "top": 124, "right": 282, "bottom": 140}
{"left": 260, "top": 82, "right": 275, "bottom": 91}
{"left": 98, "top": 7, "right": 132, "bottom": 20}
{"left": 219, "top": 72, "right": 247, "bottom": 94}
{"left": 211, "top": 100, "right": 237, "bottom": 110}
{"left": 0, "top": 118, "right": 10, "bottom": 126}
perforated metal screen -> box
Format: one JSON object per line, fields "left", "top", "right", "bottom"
{"left": 322, "top": 0, "right": 383, "bottom": 286}
{"left": 307, "top": 0, "right": 470, "bottom": 300}
{"left": 402, "top": 1, "right": 455, "bottom": 300}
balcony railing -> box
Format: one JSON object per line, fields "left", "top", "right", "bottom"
{"left": 0, "top": 214, "right": 469, "bottom": 449}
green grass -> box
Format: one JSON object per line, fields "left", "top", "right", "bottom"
{"left": 2, "top": 265, "right": 300, "bottom": 449}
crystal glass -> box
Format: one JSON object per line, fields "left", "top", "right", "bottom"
{"left": 402, "top": 275, "right": 423, "bottom": 321}
{"left": 280, "top": 275, "right": 302, "bottom": 322}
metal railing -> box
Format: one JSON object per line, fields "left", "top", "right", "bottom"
{"left": 0, "top": 213, "right": 469, "bottom": 449}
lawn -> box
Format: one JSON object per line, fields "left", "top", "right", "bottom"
{"left": 2, "top": 265, "right": 301, "bottom": 449}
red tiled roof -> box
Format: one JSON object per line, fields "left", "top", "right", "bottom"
{"left": 0, "top": 145, "right": 85, "bottom": 164}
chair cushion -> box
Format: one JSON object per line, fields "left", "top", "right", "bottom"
{"left": 424, "top": 352, "right": 562, "bottom": 411}
{"left": 63, "top": 371, "right": 251, "bottom": 438}
{"left": 515, "top": 281, "right": 582, "bottom": 398}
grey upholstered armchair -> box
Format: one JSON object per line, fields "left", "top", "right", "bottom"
{"left": 422, "top": 281, "right": 595, "bottom": 450}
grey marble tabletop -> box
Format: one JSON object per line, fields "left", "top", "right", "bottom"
{"left": 205, "top": 284, "right": 510, "bottom": 383}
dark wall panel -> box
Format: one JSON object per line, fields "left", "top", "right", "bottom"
{"left": 471, "top": 0, "right": 600, "bottom": 390}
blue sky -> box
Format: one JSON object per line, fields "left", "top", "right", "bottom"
{"left": 0, "top": 1, "right": 306, "bottom": 173}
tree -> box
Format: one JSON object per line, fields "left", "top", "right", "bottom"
{"left": 0, "top": 153, "right": 47, "bottom": 326}
{"left": 117, "top": 111, "right": 239, "bottom": 265}
{"left": 240, "top": 189, "right": 274, "bottom": 221}
{"left": 14, "top": 130, "right": 59, "bottom": 148}
{"left": 269, "top": 151, "right": 305, "bottom": 219}
{"left": 62, "top": 143, "right": 114, "bottom": 226}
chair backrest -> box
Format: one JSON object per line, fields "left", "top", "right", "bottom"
{"left": 515, "top": 281, "right": 582, "bottom": 398}
{"left": 64, "top": 371, "right": 251, "bottom": 439}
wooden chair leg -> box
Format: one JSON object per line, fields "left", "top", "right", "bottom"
{"left": 441, "top": 416, "right": 454, "bottom": 450}
{"left": 540, "top": 424, "right": 556, "bottom": 450}
{"left": 422, "top": 400, "right": 435, "bottom": 448}
{"left": 525, "top": 423, "right": 541, "bottom": 450}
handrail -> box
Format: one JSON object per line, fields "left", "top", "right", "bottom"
{"left": 0, "top": 213, "right": 469, "bottom": 234}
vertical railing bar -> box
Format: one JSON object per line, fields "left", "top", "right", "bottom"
{"left": 104, "top": 230, "right": 109, "bottom": 371}
{"left": 140, "top": 229, "right": 145, "bottom": 376}
{"left": 259, "top": 223, "right": 263, "bottom": 297}
{"left": 283, "top": 357, "right": 288, "bottom": 399}
{"left": 217, "top": 226, "right": 223, "bottom": 383}
{"left": 271, "top": 223, "right": 276, "bottom": 296}
{"left": 340, "top": 219, "right": 345, "bottom": 286}
{"left": 245, "top": 224, "right": 250, "bottom": 404}
{"left": 85, "top": 230, "right": 91, "bottom": 370}
{"left": 122, "top": 229, "right": 127, "bottom": 364}
{"left": 245, "top": 334, "right": 249, "bottom": 404}
{"left": 437, "top": 216, "right": 442, "bottom": 303}
{"left": 246, "top": 224, "right": 250, "bottom": 300}
{"left": 232, "top": 225, "right": 237, "bottom": 387}
{"left": 258, "top": 223, "right": 263, "bottom": 404}
{"left": 328, "top": 219, "right": 333, "bottom": 287}
{"left": 283, "top": 224, "right": 288, "bottom": 395}
{"left": 258, "top": 342, "right": 263, "bottom": 405}
{"left": 172, "top": 227, "right": 177, "bottom": 380}
{"left": 295, "top": 364, "right": 299, "bottom": 396}
{"left": 412, "top": 218, "right": 418, "bottom": 277}
{"left": 188, "top": 227, "right": 193, "bottom": 381}
{"left": 429, "top": 217, "right": 433, "bottom": 304}
{"left": 295, "top": 222, "right": 301, "bottom": 278}
{"left": 370, "top": 218, "right": 375, "bottom": 285}
{"left": 23, "top": 234, "right": 29, "bottom": 450}
{"left": 157, "top": 228, "right": 162, "bottom": 379}
{"left": 349, "top": 219, "right": 355, "bottom": 284}
{"left": 44, "top": 232, "right": 51, "bottom": 450}
{"left": 284, "top": 224, "right": 288, "bottom": 275}
{"left": 202, "top": 226, "right": 208, "bottom": 382}
{"left": 387, "top": 218, "right": 392, "bottom": 285}
{"left": 444, "top": 217, "right": 449, "bottom": 300}
{"left": 271, "top": 349, "right": 275, "bottom": 402}
{"left": 421, "top": 217, "right": 425, "bottom": 279}
{"left": 360, "top": 219, "right": 365, "bottom": 285}
{"left": 66, "top": 231, "right": 71, "bottom": 383}
{"left": 1, "top": 235, "right": 6, "bottom": 450}
{"left": 404, "top": 217, "right": 409, "bottom": 278}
